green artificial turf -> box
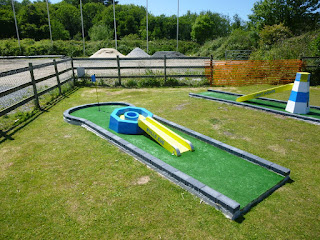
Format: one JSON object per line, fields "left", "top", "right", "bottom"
{"left": 71, "top": 105, "right": 285, "bottom": 208}
{"left": 198, "top": 91, "right": 320, "bottom": 119}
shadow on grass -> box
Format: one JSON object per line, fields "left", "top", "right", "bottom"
{"left": 0, "top": 87, "right": 79, "bottom": 144}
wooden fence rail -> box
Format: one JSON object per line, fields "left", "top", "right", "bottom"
{"left": 1, "top": 56, "right": 314, "bottom": 117}
{"left": 0, "top": 58, "right": 74, "bottom": 117}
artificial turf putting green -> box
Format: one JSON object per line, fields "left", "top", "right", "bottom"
{"left": 198, "top": 91, "right": 320, "bottom": 119}
{"left": 71, "top": 104, "right": 285, "bottom": 209}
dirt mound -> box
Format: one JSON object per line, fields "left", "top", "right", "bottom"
{"left": 126, "top": 47, "right": 150, "bottom": 58}
{"left": 152, "top": 51, "right": 185, "bottom": 58}
{"left": 90, "top": 48, "right": 125, "bottom": 58}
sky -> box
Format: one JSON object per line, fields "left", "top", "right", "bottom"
{"left": 48, "top": 0, "right": 258, "bottom": 21}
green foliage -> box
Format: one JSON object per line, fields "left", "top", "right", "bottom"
{"left": 124, "top": 79, "right": 138, "bottom": 88}
{"left": 83, "top": 2, "right": 104, "bottom": 34}
{"left": 249, "top": 0, "right": 320, "bottom": 34}
{"left": 51, "top": 19, "right": 70, "bottom": 40}
{"left": 191, "top": 12, "right": 230, "bottom": 44}
{"left": 18, "top": 2, "right": 50, "bottom": 40}
{"left": 194, "top": 29, "right": 258, "bottom": 58}
{"left": 259, "top": 23, "right": 292, "bottom": 48}
{"left": 0, "top": 8, "right": 15, "bottom": 38}
{"left": 94, "top": 4, "right": 146, "bottom": 39}
{"left": 88, "top": 24, "right": 113, "bottom": 41}
{"left": 250, "top": 30, "right": 320, "bottom": 60}
{"left": 311, "top": 34, "right": 320, "bottom": 56}
{"left": 53, "top": 2, "right": 80, "bottom": 38}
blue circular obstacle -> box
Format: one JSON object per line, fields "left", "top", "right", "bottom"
{"left": 124, "top": 111, "right": 139, "bottom": 121}
{"left": 109, "top": 107, "right": 153, "bottom": 134}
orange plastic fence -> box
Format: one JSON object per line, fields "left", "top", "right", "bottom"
{"left": 205, "top": 59, "right": 302, "bottom": 86}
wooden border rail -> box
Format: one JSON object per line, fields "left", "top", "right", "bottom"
{"left": 0, "top": 58, "right": 75, "bottom": 117}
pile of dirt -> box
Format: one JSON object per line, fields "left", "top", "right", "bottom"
{"left": 90, "top": 48, "right": 125, "bottom": 58}
{"left": 151, "top": 51, "right": 185, "bottom": 58}
{"left": 126, "top": 47, "right": 150, "bottom": 58}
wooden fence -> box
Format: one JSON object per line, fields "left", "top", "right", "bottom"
{"left": 0, "top": 58, "right": 75, "bottom": 117}
{"left": 0, "top": 56, "right": 313, "bottom": 119}
{"left": 205, "top": 59, "right": 303, "bottom": 86}
{"left": 73, "top": 56, "right": 209, "bottom": 86}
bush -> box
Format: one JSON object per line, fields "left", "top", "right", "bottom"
{"left": 124, "top": 79, "right": 138, "bottom": 88}
{"left": 163, "top": 78, "right": 180, "bottom": 87}
{"left": 138, "top": 78, "right": 161, "bottom": 87}
{"left": 259, "top": 23, "right": 292, "bottom": 48}
{"left": 89, "top": 24, "right": 113, "bottom": 41}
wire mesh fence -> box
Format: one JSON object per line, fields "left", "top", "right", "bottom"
{"left": 0, "top": 57, "right": 74, "bottom": 131}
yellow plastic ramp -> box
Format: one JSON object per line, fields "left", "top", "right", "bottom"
{"left": 138, "top": 116, "right": 194, "bottom": 156}
{"left": 236, "top": 83, "right": 294, "bottom": 102}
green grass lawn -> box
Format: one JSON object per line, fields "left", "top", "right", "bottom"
{"left": 1, "top": 86, "right": 320, "bottom": 239}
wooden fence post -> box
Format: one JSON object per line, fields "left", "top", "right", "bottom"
{"left": 53, "top": 59, "right": 62, "bottom": 95}
{"left": 117, "top": 55, "right": 121, "bottom": 86}
{"left": 164, "top": 55, "right": 167, "bottom": 83}
{"left": 70, "top": 57, "right": 76, "bottom": 85}
{"left": 29, "top": 63, "right": 41, "bottom": 110}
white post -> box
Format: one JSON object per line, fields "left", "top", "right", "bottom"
{"left": 146, "top": 0, "right": 148, "bottom": 53}
{"left": 80, "top": 0, "right": 85, "bottom": 56}
{"left": 11, "top": 0, "right": 21, "bottom": 53}
{"left": 46, "top": 0, "right": 53, "bottom": 45}
{"left": 113, "top": 0, "right": 118, "bottom": 50}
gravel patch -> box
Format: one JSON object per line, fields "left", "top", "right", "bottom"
{"left": 152, "top": 51, "right": 185, "bottom": 58}
{"left": 126, "top": 47, "right": 150, "bottom": 58}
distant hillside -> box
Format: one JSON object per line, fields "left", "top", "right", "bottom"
{"left": 192, "top": 29, "right": 320, "bottom": 60}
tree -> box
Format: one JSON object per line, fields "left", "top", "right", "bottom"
{"left": 94, "top": 4, "right": 145, "bottom": 39}
{"left": 88, "top": 23, "right": 112, "bottom": 40}
{"left": 259, "top": 23, "right": 292, "bottom": 47}
{"left": 0, "top": 8, "right": 15, "bottom": 38}
{"left": 191, "top": 12, "right": 230, "bottom": 44}
{"left": 231, "top": 14, "right": 245, "bottom": 30}
{"left": 53, "top": 2, "right": 80, "bottom": 38}
{"left": 249, "top": 0, "right": 320, "bottom": 34}
{"left": 18, "top": 2, "right": 50, "bottom": 40}
{"left": 51, "top": 19, "right": 70, "bottom": 40}
{"left": 83, "top": 2, "right": 104, "bottom": 36}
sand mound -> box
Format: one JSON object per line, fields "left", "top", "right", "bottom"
{"left": 90, "top": 48, "right": 125, "bottom": 58}
{"left": 126, "top": 47, "right": 150, "bottom": 58}
{"left": 152, "top": 51, "right": 185, "bottom": 58}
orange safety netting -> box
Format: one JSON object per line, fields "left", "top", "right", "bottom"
{"left": 205, "top": 59, "right": 303, "bottom": 86}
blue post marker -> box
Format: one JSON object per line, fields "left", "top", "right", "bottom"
{"left": 91, "top": 74, "right": 100, "bottom": 111}
{"left": 285, "top": 72, "right": 310, "bottom": 114}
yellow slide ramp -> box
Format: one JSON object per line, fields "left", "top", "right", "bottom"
{"left": 138, "top": 116, "right": 194, "bottom": 156}
{"left": 236, "top": 83, "right": 293, "bottom": 102}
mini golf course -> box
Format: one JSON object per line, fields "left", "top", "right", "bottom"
{"left": 190, "top": 89, "right": 320, "bottom": 124}
{"left": 64, "top": 102, "right": 290, "bottom": 220}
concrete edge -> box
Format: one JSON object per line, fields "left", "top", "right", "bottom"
{"left": 189, "top": 92, "right": 320, "bottom": 124}
{"left": 64, "top": 102, "right": 291, "bottom": 220}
